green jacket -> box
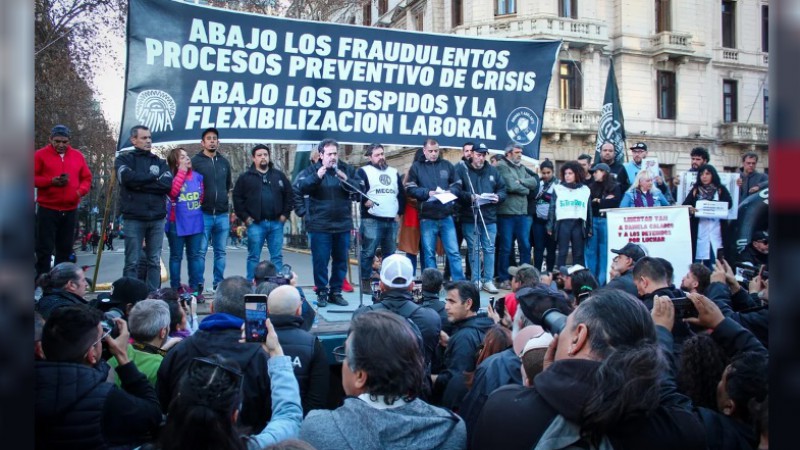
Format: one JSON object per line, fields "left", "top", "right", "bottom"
{"left": 496, "top": 157, "right": 539, "bottom": 215}
{"left": 109, "top": 344, "right": 163, "bottom": 387}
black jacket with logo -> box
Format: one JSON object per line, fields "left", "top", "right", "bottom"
{"left": 115, "top": 149, "right": 172, "bottom": 221}
{"left": 191, "top": 152, "right": 232, "bottom": 214}
{"left": 271, "top": 314, "right": 329, "bottom": 415}
{"left": 455, "top": 162, "right": 507, "bottom": 224}
{"left": 294, "top": 160, "right": 363, "bottom": 233}
{"left": 232, "top": 164, "right": 293, "bottom": 223}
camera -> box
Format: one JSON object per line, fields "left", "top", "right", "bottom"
{"left": 101, "top": 308, "right": 123, "bottom": 338}
{"left": 541, "top": 308, "right": 567, "bottom": 335}
{"left": 671, "top": 297, "right": 699, "bottom": 319}
{"left": 265, "top": 264, "right": 294, "bottom": 286}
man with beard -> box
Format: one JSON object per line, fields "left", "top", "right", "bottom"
{"left": 191, "top": 127, "right": 233, "bottom": 293}
{"left": 597, "top": 140, "right": 625, "bottom": 181}
{"left": 689, "top": 147, "right": 710, "bottom": 172}
{"left": 356, "top": 143, "right": 405, "bottom": 291}
{"left": 679, "top": 263, "right": 712, "bottom": 295}
{"left": 618, "top": 142, "right": 673, "bottom": 203}
{"left": 232, "top": 144, "right": 293, "bottom": 283}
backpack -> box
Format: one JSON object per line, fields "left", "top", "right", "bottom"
{"left": 367, "top": 301, "right": 425, "bottom": 354}
{"left": 534, "top": 415, "right": 615, "bottom": 450}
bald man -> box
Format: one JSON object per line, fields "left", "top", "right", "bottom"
{"left": 268, "top": 285, "right": 329, "bottom": 414}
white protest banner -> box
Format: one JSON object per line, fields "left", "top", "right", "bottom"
{"left": 677, "top": 172, "right": 739, "bottom": 219}
{"left": 605, "top": 206, "right": 692, "bottom": 282}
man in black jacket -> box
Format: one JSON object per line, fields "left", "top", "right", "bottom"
{"left": 433, "top": 280, "right": 494, "bottom": 409}
{"left": 115, "top": 125, "right": 173, "bottom": 291}
{"left": 35, "top": 262, "right": 89, "bottom": 319}
{"left": 355, "top": 254, "right": 442, "bottom": 373}
{"left": 233, "top": 144, "right": 293, "bottom": 283}
{"left": 405, "top": 138, "right": 464, "bottom": 280}
{"left": 605, "top": 242, "right": 645, "bottom": 297}
{"left": 294, "top": 139, "right": 364, "bottom": 307}
{"left": 456, "top": 143, "right": 507, "bottom": 294}
{"left": 35, "top": 305, "right": 162, "bottom": 448}
{"left": 268, "top": 285, "right": 329, "bottom": 415}
{"left": 157, "top": 276, "right": 274, "bottom": 432}
{"left": 191, "top": 127, "right": 233, "bottom": 292}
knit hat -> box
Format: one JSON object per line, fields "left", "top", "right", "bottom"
{"left": 50, "top": 125, "right": 71, "bottom": 138}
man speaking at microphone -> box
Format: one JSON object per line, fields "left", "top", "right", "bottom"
{"left": 294, "top": 138, "right": 364, "bottom": 308}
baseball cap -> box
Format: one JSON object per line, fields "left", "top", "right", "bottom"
{"left": 380, "top": 254, "right": 414, "bottom": 288}
{"left": 473, "top": 143, "right": 489, "bottom": 154}
{"left": 610, "top": 243, "right": 647, "bottom": 262}
{"left": 50, "top": 125, "right": 71, "bottom": 138}
{"left": 508, "top": 263, "right": 536, "bottom": 278}
{"left": 752, "top": 230, "right": 768, "bottom": 243}
{"left": 558, "top": 264, "right": 587, "bottom": 277}
{"left": 520, "top": 329, "right": 555, "bottom": 356}
{"left": 629, "top": 142, "right": 648, "bottom": 151}
{"left": 589, "top": 163, "right": 610, "bottom": 173}
{"left": 93, "top": 277, "right": 149, "bottom": 311}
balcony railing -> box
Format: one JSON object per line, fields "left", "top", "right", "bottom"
{"left": 713, "top": 48, "right": 769, "bottom": 69}
{"left": 719, "top": 123, "right": 768, "bottom": 145}
{"left": 543, "top": 109, "right": 601, "bottom": 134}
{"left": 453, "top": 15, "right": 608, "bottom": 47}
{"left": 648, "top": 31, "right": 694, "bottom": 56}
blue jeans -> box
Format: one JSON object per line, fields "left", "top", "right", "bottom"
{"left": 359, "top": 218, "right": 398, "bottom": 280}
{"left": 463, "top": 222, "right": 497, "bottom": 283}
{"left": 420, "top": 217, "right": 464, "bottom": 280}
{"left": 309, "top": 231, "right": 350, "bottom": 293}
{"left": 123, "top": 218, "right": 165, "bottom": 292}
{"left": 585, "top": 217, "right": 608, "bottom": 285}
{"left": 166, "top": 222, "right": 204, "bottom": 290}
{"left": 201, "top": 213, "right": 230, "bottom": 288}
{"left": 497, "top": 215, "right": 532, "bottom": 281}
{"left": 246, "top": 220, "right": 285, "bottom": 282}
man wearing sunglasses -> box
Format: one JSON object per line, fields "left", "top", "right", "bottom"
{"left": 35, "top": 305, "right": 162, "bottom": 448}
{"left": 34, "top": 124, "right": 93, "bottom": 280}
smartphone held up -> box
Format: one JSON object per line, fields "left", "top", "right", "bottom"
{"left": 244, "top": 294, "right": 269, "bottom": 342}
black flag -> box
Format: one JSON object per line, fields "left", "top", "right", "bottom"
{"left": 594, "top": 59, "right": 626, "bottom": 164}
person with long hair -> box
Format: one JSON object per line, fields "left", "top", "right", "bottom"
{"left": 532, "top": 159, "right": 558, "bottom": 272}
{"left": 165, "top": 147, "right": 205, "bottom": 296}
{"left": 620, "top": 169, "right": 671, "bottom": 208}
{"left": 471, "top": 289, "right": 706, "bottom": 450}
{"left": 149, "top": 319, "right": 302, "bottom": 449}
{"left": 464, "top": 325, "right": 512, "bottom": 390}
{"left": 682, "top": 164, "right": 733, "bottom": 265}
{"left": 584, "top": 163, "right": 621, "bottom": 284}
{"left": 547, "top": 161, "right": 592, "bottom": 268}
{"left": 35, "top": 262, "right": 89, "bottom": 319}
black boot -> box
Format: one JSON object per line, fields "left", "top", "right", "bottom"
{"left": 317, "top": 289, "right": 329, "bottom": 308}
{"left": 329, "top": 291, "right": 349, "bottom": 306}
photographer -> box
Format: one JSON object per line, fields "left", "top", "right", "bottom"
{"left": 90, "top": 276, "right": 150, "bottom": 321}
{"left": 35, "top": 305, "right": 162, "bottom": 448}
{"left": 704, "top": 259, "right": 768, "bottom": 348}
{"left": 472, "top": 289, "right": 706, "bottom": 450}
{"left": 254, "top": 260, "right": 315, "bottom": 332}
{"left": 108, "top": 299, "right": 171, "bottom": 386}
{"left": 35, "top": 262, "right": 89, "bottom": 319}
{"left": 149, "top": 287, "right": 199, "bottom": 341}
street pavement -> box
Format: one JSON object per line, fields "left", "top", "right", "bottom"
{"left": 76, "top": 237, "right": 504, "bottom": 325}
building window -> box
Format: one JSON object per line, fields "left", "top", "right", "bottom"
{"left": 496, "top": 0, "right": 516, "bottom": 16}
{"left": 762, "top": 5, "right": 768, "bottom": 52}
{"left": 657, "top": 71, "right": 676, "bottom": 120}
{"left": 363, "top": 2, "right": 372, "bottom": 25}
{"left": 559, "top": 0, "right": 577, "bottom": 19}
{"left": 413, "top": 10, "right": 424, "bottom": 31}
{"left": 763, "top": 86, "right": 768, "bottom": 124}
{"left": 723, "top": 79, "right": 738, "bottom": 123}
{"left": 378, "top": 0, "right": 387, "bottom": 16}
{"left": 452, "top": 0, "right": 463, "bottom": 27}
{"left": 559, "top": 61, "right": 583, "bottom": 110}
{"left": 655, "top": 0, "right": 671, "bottom": 32}
{"left": 722, "top": 1, "right": 736, "bottom": 48}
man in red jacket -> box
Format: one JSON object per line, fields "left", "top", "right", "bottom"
{"left": 34, "top": 125, "right": 92, "bottom": 279}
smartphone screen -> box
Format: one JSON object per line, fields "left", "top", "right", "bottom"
{"left": 716, "top": 248, "right": 725, "bottom": 262}
{"left": 244, "top": 294, "right": 269, "bottom": 342}
{"left": 671, "top": 297, "right": 699, "bottom": 319}
{"left": 280, "top": 264, "right": 292, "bottom": 279}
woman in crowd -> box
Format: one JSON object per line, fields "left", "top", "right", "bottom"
{"left": 532, "top": 159, "right": 558, "bottom": 272}
{"left": 165, "top": 147, "right": 205, "bottom": 295}
{"left": 620, "top": 170, "right": 671, "bottom": 208}
{"left": 147, "top": 319, "right": 302, "bottom": 449}
{"left": 584, "top": 163, "right": 621, "bottom": 285}
{"left": 148, "top": 287, "right": 199, "bottom": 343}
{"left": 682, "top": 164, "right": 733, "bottom": 266}
{"left": 567, "top": 268, "right": 599, "bottom": 307}
{"left": 547, "top": 161, "right": 592, "bottom": 268}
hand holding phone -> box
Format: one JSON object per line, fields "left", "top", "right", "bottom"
{"left": 716, "top": 247, "right": 725, "bottom": 262}
{"left": 244, "top": 294, "right": 269, "bottom": 342}
{"left": 671, "top": 297, "right": 699, "bottom": 319}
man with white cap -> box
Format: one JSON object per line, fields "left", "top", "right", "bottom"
{"left": 354, "top": 254, "right": 442, "bottom": 371}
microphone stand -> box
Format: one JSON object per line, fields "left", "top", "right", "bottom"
{"left": 461, "top": 162, "right": 492, "bottom": 287}
{"left": 334, "top": 169, "right": 380, "bottom": 308}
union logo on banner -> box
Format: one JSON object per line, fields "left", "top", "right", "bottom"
{"left": 506, "top": 107, "right": 539, "bottom": 145}
{"left": 136, "top": 90, "right": 177, "bottom": 133}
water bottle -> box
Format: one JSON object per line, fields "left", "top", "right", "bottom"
{"left": 311, "top": 299, "right": 319, "bottom": 328}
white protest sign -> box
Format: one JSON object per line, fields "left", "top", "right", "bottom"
{"left": 677, "top": 172, "right": 739, "bottom": 220}
{"left": 605, "top": 206, "right": 693, "bottom": 283}
{"left": 694, "top": 200, "right": 730, "bottom": 219}
{"left": 642, "top": 157, "right": 660, "bottom": 179}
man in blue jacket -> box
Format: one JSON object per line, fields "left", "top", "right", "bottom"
{"left": 115, "top": 125, "right": 173, "bottom": 291}
{"left": 294, "top": 139, "right": 364, "bottom": 307}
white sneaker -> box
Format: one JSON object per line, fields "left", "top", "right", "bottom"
{"left": 482, "top": 281, "right": 499, "bottom": 294}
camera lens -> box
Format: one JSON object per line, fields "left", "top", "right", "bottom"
{"left": 541, "top": 308, "right": 567, "bottom": 335}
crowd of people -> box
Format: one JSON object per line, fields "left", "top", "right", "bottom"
{"left": 34, "top": 124, "right": 769, "bottom": 449}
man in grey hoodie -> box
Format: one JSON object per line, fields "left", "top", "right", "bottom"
{"left": 300, "top": 310, "right": 466, "bottom": 450}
